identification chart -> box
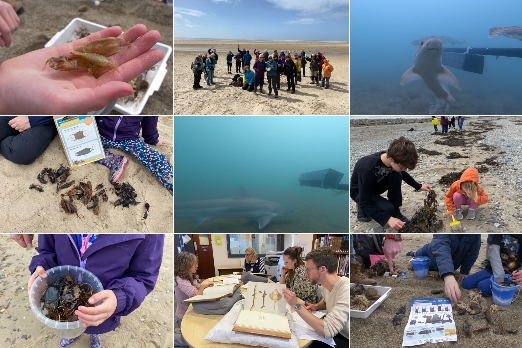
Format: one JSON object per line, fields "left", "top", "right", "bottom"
{"left": 402, "top": 298, "right": 457, "bottom": 346}
{"left": 55, "top": 116, "right": 105, "bottom": 167}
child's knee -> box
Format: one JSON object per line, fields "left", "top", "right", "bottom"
{"left": 477, "top": 279, "right": 492, "bottom": 296}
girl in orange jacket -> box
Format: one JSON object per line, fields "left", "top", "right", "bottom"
{"left": 445, "top": 167, "right": 488, "bottom": 220}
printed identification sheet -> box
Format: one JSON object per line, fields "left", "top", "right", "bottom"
{"left": 402, "top": 298, "right": 457, "bottom": 346}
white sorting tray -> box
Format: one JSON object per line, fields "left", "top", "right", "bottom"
{"left": 350, "top": 283, "right": 392, "bottom": 319}
{"left": 45, "top": 18, "right": 171, "bottom": 115}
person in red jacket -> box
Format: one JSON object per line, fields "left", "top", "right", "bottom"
{"left": 440, "top": 116, "right": 449, "bottom": 133}
{"left": 445, "top": 167, "right": 488, "bottom": 220}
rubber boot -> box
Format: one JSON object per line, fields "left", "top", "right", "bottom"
{"left": 254, "top": 86, "right": 258, "bottom": 95}
{"left": 260, "top": 87, "right": 265, "bottom": 94}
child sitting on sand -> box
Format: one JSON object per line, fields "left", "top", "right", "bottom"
{"left": 95, "top": 116, "right": 173, "bottom": 194}
{"left": 444, "top": 167, "right": 488, "bottom": 220}
{"left": 462, "top": 234, "right": 522, "bottom": 296}
{"left": 28, "top": 234, "right": 164, "bottom": 348}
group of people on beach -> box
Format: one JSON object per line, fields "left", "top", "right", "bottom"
{"left": 431, "top": 116, "right": 465, "bottom": 133}
{"left": 350, "top": 136, "right": 488, "bottom": 231}
{"left": 352, "top": 233, "right": 522, "bottom": 304}
{"left": 191, "top": 45, "right": 334, "bottom": 97}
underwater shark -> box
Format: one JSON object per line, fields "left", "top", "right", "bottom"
{"left": 400, "top": 37, "right": 461, "bottom": 114}
{"left": 411, "top": 36, "right": 466, "bottom": 45}
{"left": 489, "top": 26, "right": 522, "bottom": 41}
{"left": 174, "top": 186, "right": 295, "bottom": 229}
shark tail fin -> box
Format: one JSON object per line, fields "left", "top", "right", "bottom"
{"left": 429, "top": 98, "right": 448, "bottom": 114}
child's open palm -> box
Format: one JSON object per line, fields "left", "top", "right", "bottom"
{"left": 75, "top": 290, "right": 117, "bottom": 327}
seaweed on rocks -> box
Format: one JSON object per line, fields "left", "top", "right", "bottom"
{"left": 438, "top": 170, "right": 465, "bottom": 186}
{"left": 418, "top": 148, "right": 442, "bottom": 156}
{"left": 400, "top": 191, "right": 443, "bottom": 233}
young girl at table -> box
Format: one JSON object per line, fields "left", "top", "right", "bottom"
{"left": 95, "top": 116, "right": 173, "bottom": 194}
{"left": 174, "top": 252, "right": 214, "bottom": 347}
{"left": 279, "top": 246, "right": 318, "bottom": 304}
{"left": 28, "top": 234, "right": 164, "bottom": 348}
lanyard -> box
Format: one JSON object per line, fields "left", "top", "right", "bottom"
{"left": 80, "top": 234, "right": 92, "bottom": 256}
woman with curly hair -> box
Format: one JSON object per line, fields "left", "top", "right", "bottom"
{"left": 174, "top": 252, "right": 214, "bottom": 347}
{"left": 243, "top": 247, "right": 266, "bottom": 274}
{"left": 279, "top": 246, "right": 318, "bottom": 304}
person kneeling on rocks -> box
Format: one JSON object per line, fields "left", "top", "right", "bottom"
{"left": 350, "top": 136, "right": 432, "bottom": 231}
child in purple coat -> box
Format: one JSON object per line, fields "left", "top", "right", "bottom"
{"left": 95, "top": 116, "right": 173, "bottom": 194}
{"left": 28, "top": 234, "right": 164, "bottom": 348}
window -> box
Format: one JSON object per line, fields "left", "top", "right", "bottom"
{"left": 226, "top": 234, "right": 284, "bottom": 258}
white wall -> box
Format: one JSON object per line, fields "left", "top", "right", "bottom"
{"left": 211, "top": 234, "right": 243, "bottom": 276}
{"left": 211, "top": 234, "right": 315, "bottom": 276}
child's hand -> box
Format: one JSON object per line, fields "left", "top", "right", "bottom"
{"left": 75, "top": 290, "right": 117, "bottom": 327}
{"left": 156, "top": 138, "right": 170, "bottom": 146}
{"left": 419, "top": 184, "right": 432, "bottom": 192}
{"left": 27, "top": 266, "right": 47, "bottom": 294}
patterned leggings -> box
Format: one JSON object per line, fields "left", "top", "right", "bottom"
{"left": 97, "top": 136, "right": 173, "bottom": 193}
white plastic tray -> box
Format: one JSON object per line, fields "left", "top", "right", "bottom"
{"left": 350, "top": 283, "right": 392, "bottom": 319}
{"left": 45, "top": 18, "right": 172, "bottom": 115}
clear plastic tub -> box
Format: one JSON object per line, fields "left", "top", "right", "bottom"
{"left": 29, "top": 265, "right": 104, "bottom": 338}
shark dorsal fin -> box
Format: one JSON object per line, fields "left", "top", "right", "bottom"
{"left": 233, "top": 186, "right": 251, "bottom": 199}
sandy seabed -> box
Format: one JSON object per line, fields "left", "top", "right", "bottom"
{"left": 174, "top": 39, "right": 349, "bottom": 115}
{"left": 0, "top": 234, "right": 173, "bottom": 347}
{"left": 350, "top": 234, "right": 522, "bottom": 348}
{"left": 0, "top": 116, "right": 173, "bottom": 233}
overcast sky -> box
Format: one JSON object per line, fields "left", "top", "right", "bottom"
{"left": 174, "top": 0, "right": 349, "bottom": 41}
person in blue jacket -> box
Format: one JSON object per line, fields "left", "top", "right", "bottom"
{"left": 0, "top": 116, "right": 56, "bottom": 165}
{"left": 205, "top": 53, "right": 216, "bottom": 85}
{"left": 226, "top": 51, "right": 234, "bottom": 74}
{"left": 407, "top": 234, "right": 481, "bottom": 302}
{"left": 265, "top": 56, "right": 279, "bottom": 98}
{"left": 243, "top": 50, "right": 252, "bottom": 67}
{"left": 462, "top": 234, "right": 522, "bottom": 296}
{"left": 28, "top": 234, "right": 164, "bottom": 348}
{"left": 242, "top": 65, "right": 255, "bottom": 92}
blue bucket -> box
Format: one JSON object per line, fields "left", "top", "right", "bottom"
{"left": 410, "top": 257, "right": 429, "bottom": 278}
{"left": 490, "top": 274, "right": 520, "bottom": 306}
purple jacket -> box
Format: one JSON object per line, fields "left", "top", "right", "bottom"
{"left": 253, "top": 60, "right": 266, "bottom": 78}
{"left": 29, "top": 234, "right": 164, "bottom": 335}
{"left": 96, "top": 116, "right": 160, "bottom": 145}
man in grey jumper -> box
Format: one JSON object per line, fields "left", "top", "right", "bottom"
{"left": 283, "top": 247, "right": 349, "bottom": 347}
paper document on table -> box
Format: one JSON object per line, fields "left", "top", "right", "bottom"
{"left": 183, "top": 284, "right": 239, "bottom": 303}
{"left": 291, "top": 311, "right": 335, "bottom": 347}
{"left": 223, "top": 277, "right": 239, "bottom": 285}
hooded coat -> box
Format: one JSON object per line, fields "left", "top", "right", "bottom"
{"left": 29, "top": 234, "right": 164, "bottom": 335}
{"left": 445, "top": 167, "right": 488, "bottom": 215}
{"left": 96, "top": 116, "right": 159, "bottom": 145}
{"left": 322, "top": 60, "right": 334, "bottom": 78}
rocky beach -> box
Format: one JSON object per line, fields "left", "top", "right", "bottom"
{"left": 350, "top": 116, "right": 522, "bottom": 233}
